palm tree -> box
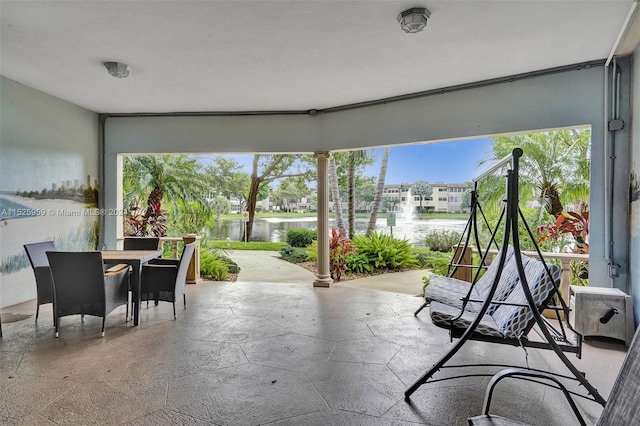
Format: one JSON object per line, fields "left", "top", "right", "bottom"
{"left": 346, "top": 150, "right": 370, "bottom": 237}
{"left": 329, "top": 155, "right": 345, "bottom": 231}
{"left": 366, "top": 147, "right": 390, "bottom": 235}
{"left": 210, "top": 195, "right": 232, "bottom": 221}
{"left": 483, "top": 129, "right": 590, "bottom": 220}
{"left": 123, "top": 155, "right": 211, "bottom": 236}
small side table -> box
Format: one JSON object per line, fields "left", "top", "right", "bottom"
{"left": 569, "top": 285, "right": 634, "bottom": 346}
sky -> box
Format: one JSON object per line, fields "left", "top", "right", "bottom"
{"left": 363, "top": 138, "right": 494, "bottom": 184}
{"left": 201, "top": 137, "right": 496, "bottom": 185}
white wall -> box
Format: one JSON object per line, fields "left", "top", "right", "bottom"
{"left": 103, "top": 65, "right": 630, "bottom": 297}
{"left": 0, "top": 77, "right": 99, "bottom": 307}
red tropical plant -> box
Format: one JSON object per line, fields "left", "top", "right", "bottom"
{"left": 329, "top": 228, "right": 357, "bottom": 281}
{"left": 124, "top": 204, "right": 167, "bottom": 237}
{"left": 124, "top": 207, "right": 146, "bottom": 237}
{"left": 537, "top": 211, "right": 589, "bottom": 254}
{"left": 537, "top": 210, "right": 589, "bottom": 284}
{"left": 564, "top": 210, "right": 589, "bottom": 254}
{"left": 143, "top": 201, "right": 167, "bottom": 237}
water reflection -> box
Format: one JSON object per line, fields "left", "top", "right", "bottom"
{"left": 207, "top": 217, "right": 467, "bottom": 247}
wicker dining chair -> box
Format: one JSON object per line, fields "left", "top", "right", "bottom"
{"left": 123, "top": 237, "right": 160, "bottom": 251}
{"left": 47, "top": 251, "right": 129, "bottom": 337}
{"left": 24, "top": 241, "right": 57, "bottom": 324}
{"left": 140, "top": 242, "right": 196, "bottom": 319}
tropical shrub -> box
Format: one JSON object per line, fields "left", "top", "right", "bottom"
{"left": 199, "top": 246, "right": 240, "bottom": 280}
{"left": 418, "top": 250, "right": 457, "bottom": 289}
{"left": 351, "top": 232, "right": 419, "bottom": 270}
{"left": 570, "top": 259, "right": 589, "bottom": 286}
{"left": 346, "top": 253, "right": 374, "bottom": 274}
{"left": 329, "top": 228, "right": 357, "bottom": 281}
{"left": 423, "top": 229, "right": 462, "bottom": 252}
{"left": 216, "top": 253, "right": 240, "bottom": 274}
{"left": 286, "top": 228, "right": 317, "bottom": 248}
{"left": 305, "top": 240, "right": 318, "bottom": 262}
{"left": 414, "top": 250, "right": 451, "bottom": 276}
{"left": 412, "top": 250, "right": 430, "bottom": 268}
{"left": 279, "top": 245, "right": 309, "bottom": 263}
{"left": 200, "top": 249, "right": 229, "bottom": 280}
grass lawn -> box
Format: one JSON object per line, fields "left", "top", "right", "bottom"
{"left": 207, "top": 240, "right": 288, "bottom": 251}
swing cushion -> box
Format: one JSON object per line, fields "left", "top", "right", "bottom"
{"left": 424, "top": 275, "right": 476, "bottom": 309}
{"left": 429, "top": 255, "right": 561, "bottom": 339}
{"left": 430, "top": 301, "right": 505, "bottom": 338}
{"left": 425, "top": 246, "right": 522, "bottom": 314}
{"left": 473, "top": 247, "right": 530, "bottom": 314}
{"left": 490, "top": 260, "right": 562, "bottom": 338}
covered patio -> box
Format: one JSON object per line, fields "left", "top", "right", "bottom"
{"left": 0, "top": 277, "right": 627, "bottom": 425}
{"left": 2, "top": 1, "right": 640, "bottom": 425}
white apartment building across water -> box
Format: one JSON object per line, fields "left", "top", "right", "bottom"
{"left": 207, "top": 182, "right": 469, "bottom": 214}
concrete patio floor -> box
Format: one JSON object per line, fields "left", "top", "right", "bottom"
{"left": 0, "top": 255, "right": 629, "bottom": 425}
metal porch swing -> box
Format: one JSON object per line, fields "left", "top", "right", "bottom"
{"left": 404, "top": 148, "right": 605, "bottom": 419}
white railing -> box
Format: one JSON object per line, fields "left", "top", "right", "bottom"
{"left": 159, "top": 237, "right": 183, "bottom": 260}
{"left": 483, "top": 249, "right": 588, "bottom": 303}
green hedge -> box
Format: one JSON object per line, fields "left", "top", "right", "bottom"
{"left": 286, "top": 228, "right": 317, "bottom": 247}
{"left": 423, "top": 229, "right": 462, "bottom": 252}
{"left": 279, "top": 245, "right": 309, "bottom": 263}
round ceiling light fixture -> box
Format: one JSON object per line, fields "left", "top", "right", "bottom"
{"left": 104, "top": 62, "right": 131, "bottom": 78}
{"left": 397, "top": 7, "right": 431, "bottom": 33}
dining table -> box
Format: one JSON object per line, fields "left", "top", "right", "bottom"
{"left": 101, "top": 249, "right": 162, "bottom": 326}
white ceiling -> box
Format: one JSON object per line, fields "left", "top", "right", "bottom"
{"left": 1, "top": 1, "right": 638, "bottom": 114}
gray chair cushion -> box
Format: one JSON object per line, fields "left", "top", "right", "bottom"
{"left": 425, "top": 275, "right": 476, "bottom": 309}
{"left": 429, "top": 256, "right": 561, "bottom": 340}
{"left": 491, "top": 259, "right": 561, "bottom": 338}
{"left": 430, "top": 301, "right": 504, "bottom": 338}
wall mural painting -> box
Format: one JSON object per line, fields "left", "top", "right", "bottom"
{"left": 0, "top": 175, "right": 99, "bottom": 278}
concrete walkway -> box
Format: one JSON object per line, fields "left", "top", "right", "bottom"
{"left": 336, "top": 269, "right": 429, "bottom": 296}
{"left": 226, "top": 250, "right": 316, "bottom": 283}
{"left": 225, "top": 250, "right": 429, "bottom": 296}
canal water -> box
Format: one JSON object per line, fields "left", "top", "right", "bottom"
{"left": 207, "top": 217, "right": 467, "bottom": 247}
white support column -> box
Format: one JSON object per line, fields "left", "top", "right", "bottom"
{"left": 314, "top": 151, "right": 333, "bottom": 287}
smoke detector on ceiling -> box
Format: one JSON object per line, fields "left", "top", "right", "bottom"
{"left": 104, "top": 62, "right": 131, "bottom": 78}
{"left": 398, "top": 7, "right": 431, "bottom": 33}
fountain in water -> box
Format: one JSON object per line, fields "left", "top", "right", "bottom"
{"left": 398, "top": 185, "right": 416, "bottom": 222}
